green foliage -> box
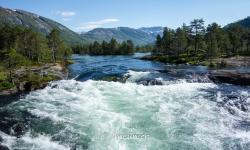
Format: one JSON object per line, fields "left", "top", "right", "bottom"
{"left": 5, "top": 48, "right": 27, "bottom": 67}
{"left": 0, "top": 81, "right": 14, "bottom": 91}
{"left": 0, "top": 25, "right": 52, "bottom": 63}
{"left": 0, "top": 25, "right": 72, "bottom": 83}
{"left": 0, "top": 71, "right": 7, "bottom": 81}
{"left": 153, "top": 19, "right": 250, "bottom": 64}
{"left": 72, "top": 38, "right": 135, "bottom": 55}
{"left": 136, "top": 45, "right": 154, "bottom": 52}
{"left": 19, "top": 73, "right": 59, "bottom": 88}
{"left": 47, "top": 29, "right": 61, "bottom": 62}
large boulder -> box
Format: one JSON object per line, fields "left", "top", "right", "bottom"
{"left": 209, "top": 71, "right": 250, "bottom": 86}
{"left": 0, "top": 145, "right": 9, "bottom": 150}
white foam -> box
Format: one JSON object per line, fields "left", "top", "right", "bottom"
{"left": 125, "top": 70, "right": 151, "bottom": 82}
{"left": 0, "top": 131, "right": 69, "bottom": 150}
{"left": 4, "top": 79, "right": 250, "bottom": 149}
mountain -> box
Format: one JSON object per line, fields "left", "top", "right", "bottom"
{"left": 0, "top": 7, "right": 164, "bottom": 46}
{"left": 81, "top": 27, "right": 163, "bottom": 45}
{"left": 0, "top": 7, "right": 84, "bottom": 45}
{"left": 225, "top": 16, "right": 250, "bottom": 28}
{"left": 138, "top": 26, "right": 164, "bottom": 37}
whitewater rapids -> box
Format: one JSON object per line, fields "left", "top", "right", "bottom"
{"left": 1, "top": 53, "right": 250, "bottom": 150}
{"left": 0, "top": 72, "right": 249, "bottom": 149}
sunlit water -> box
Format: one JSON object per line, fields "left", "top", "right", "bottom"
{"left": 0, "top": 54, "right": 249, "bottom": 150}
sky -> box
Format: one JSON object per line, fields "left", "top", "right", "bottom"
{"left": 1, "top": 0, "right": 250, "bottom": 32}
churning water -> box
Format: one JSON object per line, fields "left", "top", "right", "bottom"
{"left": 0, "top": 54, "right": 249, "bottom": 150}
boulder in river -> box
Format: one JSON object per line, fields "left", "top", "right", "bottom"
{"left": 10, "top": 123, "right": 28, "bottom": 138}
{"left": 0, "top": 145, "right": 9, "bottom": 150}
{"left": 137, "top": 79, "right": 164, "bottom": 86}
{"left": 209, "top": 71, "right": 250, "bottom": 86}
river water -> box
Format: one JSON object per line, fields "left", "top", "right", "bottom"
{"left": 0, "top": 53, "right": 249, "bottom": 150}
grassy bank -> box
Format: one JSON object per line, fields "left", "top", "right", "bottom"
{"left": 141, "top": 54, "right": 250, "bottom": 68}
{"left": 0, "top": 62, "right": 68, "bottom": 95}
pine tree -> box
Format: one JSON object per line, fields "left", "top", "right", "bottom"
{"left": 175, "top": 27, "right": 188, "bottom": 57}
{"left": 47, "top": 29, "right": 61, "bottom": 63}
{"left": 162, "top": 27, "right": 174, "bottom": 55}
{"left": 190, "top": 19, "right": 205, "bottom": 56}
{"left": 126, "top": 40, "right": 134, "bottom": 54}
{"left": 155, "top": 34, "right": 162, "bottom": 54}
{"left": 109, "top": 38, "right": 118, "bottom": 54}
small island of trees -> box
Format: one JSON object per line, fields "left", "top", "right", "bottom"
{"left": 152, "top": 19, "right": 250, "bottom": 65}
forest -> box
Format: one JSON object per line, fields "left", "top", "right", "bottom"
{"left": 0, "top": 25, "right": 72, "bottom": 90}
{"left": 153, "top": 19, "right": 250, "bottom": 65}
{"left": 72, "top": 38, "right": 135, "bottom": 55}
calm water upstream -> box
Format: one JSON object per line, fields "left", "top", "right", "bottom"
{"left": 0, "top": 53, "right": 249, "bottom": 150}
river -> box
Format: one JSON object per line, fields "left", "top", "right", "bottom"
{"left": 0, "top": 53, "right": 249, "bottom": 150}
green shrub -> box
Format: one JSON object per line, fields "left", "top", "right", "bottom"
{"left": 0, "top": 71, "right": 7, "bottom": 81}
{"left": 0, "top": 81, "right": 14, "bottom": 91}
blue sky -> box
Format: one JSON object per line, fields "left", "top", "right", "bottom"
{"left": 1, "top": 0, "right": 250, "bottom": 32}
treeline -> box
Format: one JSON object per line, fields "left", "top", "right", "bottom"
{"left": 0, "top": 25, "right": 72, "bottom": 82}
{"left": 135, "top": 45, "right": 154, "bottom": 52}
{"left": 154, "top": 19, "right": 250, "bottom": 64}
{"left": 72, "top": 38, "right": 134, "bottom": 55}
{"left": 0, "top": 25, "right": 72, "bottom": 64}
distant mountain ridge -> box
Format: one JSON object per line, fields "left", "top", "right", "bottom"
{"left": 81, "top": 26, "right": 163, "bottom": 45}
{"left": 226, "top": 16, "right": 250, "bottom": 28}
{"left": 2, "top": 6, "right": 249, "bottom": 46}
{"left": 138, "top": 26, "right": 164, "bottom": 36}
{"left": 0, "top": 6, "right": 84, "bottom": 45}
{"left": 0, "top": 6, "right": 163, "bottom": 45}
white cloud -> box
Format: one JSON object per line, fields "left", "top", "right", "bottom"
{"left": 76, "top": 18, "right": 120, "bottom": 31}
{"left": 62, "top": 18, "right": 71, "bottom": 22}
{"left": 56, "top": 11, "right": 76, "bottom": 17}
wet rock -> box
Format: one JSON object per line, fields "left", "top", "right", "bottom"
{"left": 140, "top": 55, "right": 154, "bottom": 61}
{"left": 100, "top": 76, "right": 122, "bottom": 82}
{"left": 10, "top": 123, "right": 28, "bottom": 138}
{"left": 23, "top": 82, "right": 32, "bottom": 91}
{"left": 241, "top": 104, "right": 248, "bottom": 112}
{"left": 0, "top": 115, "right": 27, "bottom": 137}
{"left": 216, "top": 92, "right": 249, "bottom": 115}
{"left": 235, "top": 121, "right": 250, "bottom": 131}
{"left": 137, "top": 79, "right": 163, "bottom": 86}
{"left": 51, "top": 84, "right": 58, "bottom": 89}
{"left": 0, "top": 145, "right": 9, "bottom": 150}
{"left": 209, "top": 71, "right": 250, "bottom": 86}
{"left": 0, "top": 136, "right": 2, "bottom": 142}
{"left": 227, "top": 107, "right": 236, "bottom": 115}
{"left": 149, "top": 80, "right": 163, "bottom": 85}
{"left": 0, "top": 63, "right": 68, "bottom": 95}
{"left": 0, "top": 87, "right": 18, "bottom": 96}
{"left": 18, "top": 82, "right": 26, "bottom": 91}
{"left": 157, "top": 69, "right": 178, "bottom": 75}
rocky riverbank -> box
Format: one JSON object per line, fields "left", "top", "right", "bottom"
{"left": 140, "top": 55, "right": 250, "bottom": 86}
{"left": 209, "top": 70, "right": 250, "bottom": 86}
{"left": 0, "top": 63, "right": 68, "bottom": 95}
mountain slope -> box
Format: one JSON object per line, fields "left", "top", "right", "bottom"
{"left": 0, "top": 7, "right": 84, "bottom": 45}
{"left": 225, "top": 16, "right": 250, "bottom": 28}
{"left": 81, "top": 27, "right": 162, "bottom": 45}
{"left": 138, "top": 26, "right": 164, "bottom": 37}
